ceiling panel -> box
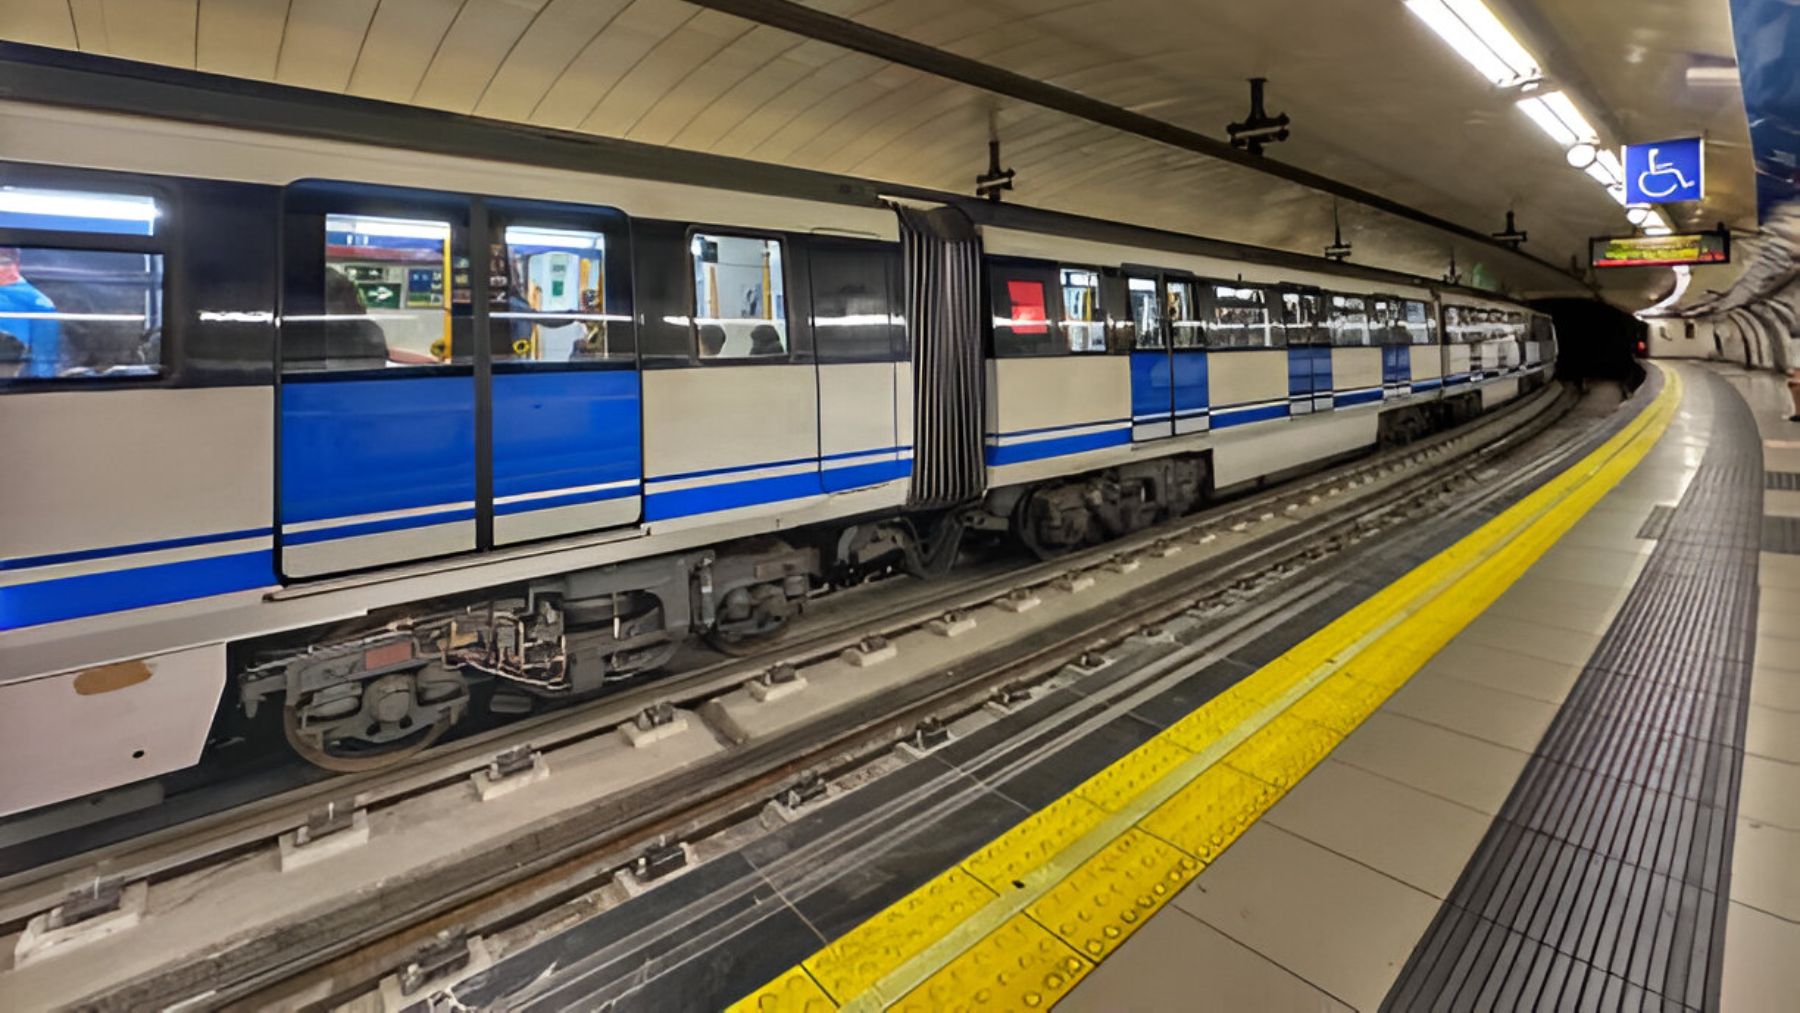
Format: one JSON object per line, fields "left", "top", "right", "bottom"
{"left": 2, "top": 0, "right": 1758, "bottom": 307}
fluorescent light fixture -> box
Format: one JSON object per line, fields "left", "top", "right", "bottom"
{"left": 1517, "top": 95, "right": 1577, "bottom": 146}
{"left": 505, "top": 226, "right": 603, "bottom": 250}
{"left": 0, "top": 187, "right": 160, "bottom": 222}
{"left": 1406, "top": 0, "right": 1540, "bottom": 84}
{"left": 1566, "top": 142, "right": 1598, "bottom": 168}
{"left": 334, "top": 215, "right": 449, "bottom": 240}
{"left": 1594, "top": 148, "right": 1624, "bottom": 182}
{"left": 1583, "top": 160, "right": 1619, "bottom": 188}
{"left": 1539, "top": 91, "right": 1598, "bottom": 142}
{"left": 1626, "top": 206, "right": 1652, "bottom": 226}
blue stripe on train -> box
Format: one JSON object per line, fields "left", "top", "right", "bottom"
{"left": 984, "top": 427, "right": 1130, "bottom": 466}
{"left": 0, "top": 550, "right": 274, "bottom": 631}
{"left": 645, "top": 471, "right": 821, "bottom": 521}
{"left": 1212, "top": 402, "right": 1290, "bottom": 429}
{"left": 494, "top": 485, "right": 639, "bottom": 516}
{"left": 284, "top": 507, "right": 477, "bottom": 545}
{"left": 1, "top": 527, "right": 273, "bottom": 572}
{"left": 1333, "top": 388, "right": 1384, "bottom": 408}
{"left": 823, "top": 459, "right": 913, "bottom": 490}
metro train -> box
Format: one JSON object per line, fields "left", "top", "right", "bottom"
{"left": 0, "top": 72, "right": 1555, "bottom": 816}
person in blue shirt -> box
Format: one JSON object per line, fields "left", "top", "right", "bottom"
{"left": 0, "top": 247, "right": 61, "bottom": 378}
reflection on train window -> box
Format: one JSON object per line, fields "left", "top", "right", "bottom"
{"left": 0, "top": 185, "right": 160, "bottom": 237}
{"left": 812, "top": 240, "right": 899, "bottom": 364}
{"left": 0, "top": 246, "right": 163, "bottom": 380}
{"left": 692, "top": 232, "right": 787, "bottom": 359}
{"left": 1370, "top": 297, "right": 1407, "bottom": 344}
{"left": 1167, "top": 279, "right": 1203, "bottom": 349}
{"left": 289, "top": 213, "right": 456, "bottom": 371}
{"left": 493, "top": 225, "right": 623, "bottom": 363}
{"left": 1060, "top": 268, "right": 1105, "bottom": 353}
{"left": 990, "top": 266, "right": 1059, "bottom": 357}
{"left": 1403, "top": 300, "right": 1436, "bottom": 345}
{"left": 1280, "top": 290, "right": 1326, "bottom": 345}
{"left": 1207, "top": 284, "right": 1277, "bottom": 349}
{"left": 1128, "top": 276, "right": 1161, "bottom": 350}
{"left": 1328, "top": 294, "right": 1370, "bottom": 346}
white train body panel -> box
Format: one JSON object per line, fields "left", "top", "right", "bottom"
{"left": 0, "top": 101, "right": 1555, "bottom": 814}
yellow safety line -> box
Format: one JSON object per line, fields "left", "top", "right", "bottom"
{"left": 729, "top": 365, "right": 1681, "bottom": 1013}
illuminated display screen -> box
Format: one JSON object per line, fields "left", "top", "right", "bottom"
{"left": 1590, "top": 231, "right": 1730, "bottom": 269}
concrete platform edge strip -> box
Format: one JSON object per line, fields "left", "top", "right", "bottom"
{"left": 727, "top": 365, "right": 1683, "bottom": 1012}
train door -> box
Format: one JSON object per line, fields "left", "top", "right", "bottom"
{"left": 1167, "top": 277, "right": 1210, "bottom": 433}
{"left": 1372, "top": 294, "right": 1411, "bottom": 400}
{"left": 1127, "top": 272, "right": 1172, "bottom": 440}
{"left": 486, "top": 201, "right": 641, "bottom": 545}
{"left": 808, "top": 237, "right": 908, "bottom": 493}
{"left": 636, "top": 224, "right": 822, "bottom": 525}
{"left": 1278, "top": 287, "right": 1330, "bottom": 415}
{"left": 278, "top": 186, "right": 477, "bottom": 579}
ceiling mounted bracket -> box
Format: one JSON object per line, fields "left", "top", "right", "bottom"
{"left": 1227, "top": 78, "right": 1291, "bottom": 156}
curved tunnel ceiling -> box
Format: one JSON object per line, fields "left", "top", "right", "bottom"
{"left": 0, "top": 0, "right": 1757, "bottom": 308}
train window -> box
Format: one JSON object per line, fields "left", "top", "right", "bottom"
{"left": 490, "top": 225, "right": 628, "bottom": 363}
{"left": 1278, "top": 289, "right": 1326, "bottom": 345}
{"left": 0, "top": 185, "right": 160, "bottom": 237}
{"left": 1328, "top": 294, "right": 1370, "bottom": 346}
{"left": 1206, "top": 284, "right": 1278, "bottom": 349}
{"left": 692, "top": 232, "right": 787, "bottom": 359}
{"left": 1402, "top": 300, "right": 1436, "bottom": 345}
{"left": 286, "top": 213, "right": 460, "bottom": 371}
{"left": 1168, "top": 279, "right": 1204, "bottom": 349}
{"left": 812, "top": 239, "right": 900, "bottom": 364}
{"left": 1060, "top": 267, "right": 1106, "bottom": 353}
{"left": 1369, "top": 297, "right": 1406, "bottom": 344}
{"left": 1128, "top": 276, "right": 1162, "bottom": 350}
{"left": 0, "top": 246, "right": 163, "bottom": 379}
{"left": 989, "top": 261, "right": 1060, "bottom": 357}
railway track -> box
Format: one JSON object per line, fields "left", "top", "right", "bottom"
{"left": 0, "top": 384, "right": 1583, "bottom": 1010}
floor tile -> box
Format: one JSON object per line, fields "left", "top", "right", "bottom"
{"left": 1759, "top": 553, "right": 1800, "bottom": 590}
{"left": 1380, "top": 675, "right": 1560, "bottom": 752}
{"left": 1413, "top": 639, "right": 1583, "bottom": 705}
{"left": 1765, "top": 489, "right": 1800, "bottom": 518}
{"left": 1328, "top": 711, "right": 1532, "bottom": 816}
{"left": 1481, "top": 589, "right": 1622, "bottom": 638}
{"left": 1447, "top": 613, "right": 1605, "bottom": 669}
{"left": 1058, "top": 904, "right": 1352, "bottom": 1013}
{"left": 1526, "top": 548, "right": 1651, "bottom": 591}
{"left": 1174, "top": 822, "right": 1440, "bottom": 1011}
{"left": 1720, "top": 902, "right": 1800, "bottom": 1013}
{"left": 1745, "top": 703, "right": 1800, "bottom": 764}
{"left": 1755, "top": 632, "right": 1800, "bottom": 676}
{"left": 1728, "top": 817, "right": 1800, "bottom": 922}
{"left": 1749, "top": 665, "right": 1800, "bottom": 712}
{"left": 1738, "top": 753, "right": 1800, "bottom": 831}
{"left": 1260, "top": 759, "right": 1494, "bottom": 898}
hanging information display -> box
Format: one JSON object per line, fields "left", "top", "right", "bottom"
{"left": 1589, "top": 230, "right": 1730, "bottom": 269}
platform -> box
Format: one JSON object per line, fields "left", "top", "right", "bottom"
{"left": 386, "top": 363, "right": 1793, "bottom": 1011}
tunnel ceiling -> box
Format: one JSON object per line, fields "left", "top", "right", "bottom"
{"left": 0, "top": 0, "right": 1757, "bottom": 309}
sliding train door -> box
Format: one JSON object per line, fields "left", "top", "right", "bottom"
{"left": 808, "top": 237, "right": 908, "bottom": 494}
{"left": 486, "top": 201, "right": 640, "bottom": 545}
{"left": 278, "top": 185, "right": 645, "bottom": 579}
{"left": 277, "top": 185, "right": 477, "bottom": 579}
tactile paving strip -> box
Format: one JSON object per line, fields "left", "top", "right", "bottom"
{"left": 1385, "top": 370, "right": 1763, "bottom": 1012}
{"left": 1762, "top": 515, "right": 1800, "bottom": 555}
{"left": 1764, "top": 470, "right": 1800, "bottom": 491}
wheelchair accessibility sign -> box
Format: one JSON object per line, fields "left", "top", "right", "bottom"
{"left": 1624, "top": 137, "right": 1703, "bottom": 204}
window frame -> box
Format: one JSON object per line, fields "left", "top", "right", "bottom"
{"left": 1124, "top": 271, "right": 1165, "bottom": 351}
{"left": 0, "top": 165, "right": 176, "bottom": 391}
{"left": 1199, "top": 279, "right": 1282, "bottom": 351}
{"left": 1276, "top": 285, "right": 1329, "bottom": 346}
{"left": 486, "top": 197, "right": 635, "bottom": 372}
{"left": 1401, "top": 298, "right": 1438, "bottom": 346}
{"left": 280, "top": 181, "right": 474, "bottom": 380}
{"left": 684, "top": 224, "right": 800, "bottom": 366}
{"left": 1326, "top": 291, "right": 1373, "bottom": 348}
{"left": 808, "top": 234, "right": 903, "bottom": 365}
{"left": 1056, "top": 263, "right": 1109, "bottom": 355}
{"left": 986, "top": 256, "right": 1066, "bottom": 359}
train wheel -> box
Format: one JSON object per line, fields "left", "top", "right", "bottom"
{"left": 282, "top": 704, "right": 453, "bottom": 773}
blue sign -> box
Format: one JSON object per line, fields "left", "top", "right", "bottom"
{"left": 1624, "top": 137, "right": 1704, "bottom": 204}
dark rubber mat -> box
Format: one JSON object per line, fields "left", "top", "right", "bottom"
{"left": 1764, "top": 470, "right": 1800, "bottom": 491}
{"left": 1636, "top": 505, "right": 1675, "bottom": 541}
{"left": 1385, "top": 369, "right": 1764, "bottom": 1012}
{"left": 1762, "top": 515, "right": 1800, "bottom": 555}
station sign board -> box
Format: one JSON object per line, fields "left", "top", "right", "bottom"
{"left": 1589, "top": 230, "right": 1729, "bottom": 269}
{"left": 1624, "top": 137, "right": 1704, "bottom": 204}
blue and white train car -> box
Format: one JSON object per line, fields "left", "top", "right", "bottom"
{"left": 0, "top": 50, "right": 1554, "bottom": 814}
